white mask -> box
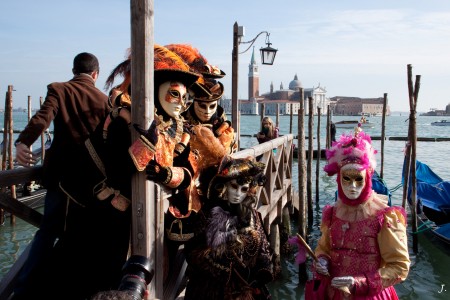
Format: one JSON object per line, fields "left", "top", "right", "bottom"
{"left": 340, "top": 164, "right": 366, "bottom": 200}
{"left": 193, "top": 100, "right": 218, "bottom": 122}
{"left": 225, "top": 179, "right": 250, "bottom": 204}
{"left": 158, "top": 81, "right": 188, "bottom": 118}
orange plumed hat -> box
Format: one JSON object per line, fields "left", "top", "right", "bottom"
{"left": 104, "top": 44, "right": 200, "bottom": 97}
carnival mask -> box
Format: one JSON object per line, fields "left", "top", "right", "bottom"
{"left": 158, "top": 81, "right": 188, "bottom": 118}
{"left": 225, "top": 179, "right": 250, "bottom": 204}
{"left": 340, "top": 164, "right": 366, "bottom": 200}
{"left": 193, "top": 100, "right": 218, "bottom": 122}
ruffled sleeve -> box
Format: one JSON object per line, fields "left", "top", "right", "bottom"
{"left": 378, "top": 206, "right": 410, "bottom": 287}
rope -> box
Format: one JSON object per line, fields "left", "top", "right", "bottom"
{"left": 412, "top": 220, "right": 434, "bottom": 234}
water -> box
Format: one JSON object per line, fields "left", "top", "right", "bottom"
{"left": 2, "top": 113, "right": 450, "bottom": 299}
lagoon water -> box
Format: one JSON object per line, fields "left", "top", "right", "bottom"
{"left": 2, "top": 113, "right": 450, "bottom": 299}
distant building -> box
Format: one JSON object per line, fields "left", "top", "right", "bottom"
{"left": 221, "top": 48, "right": 330, "bottom": 115}
{"left": 330, "top": 96, "right": 390, "bottom": 116}
{"left": 220, "top": 50, "right": 389, "bottom": 116}
{"left": 420, "top": 104, "right": 450, "bottom": 116}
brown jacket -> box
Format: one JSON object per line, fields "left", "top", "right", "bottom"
{"left": 16, "top": 74, "right": 109, "bottom": 188}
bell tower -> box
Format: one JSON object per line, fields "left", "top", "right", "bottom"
{"left": 248, "top": 47, "right": 259, "bottom": 100}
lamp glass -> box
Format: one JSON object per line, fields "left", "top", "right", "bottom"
{"left": 260, "top": 46, "right": 277, "bottom": 65}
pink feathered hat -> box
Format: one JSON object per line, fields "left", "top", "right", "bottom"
{"left": 324, "top": 126, "right": 377, "bottom": 176}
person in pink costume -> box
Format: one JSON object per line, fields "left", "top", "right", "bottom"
{"left": 313, "top": 126, "right": 410, "bottom": 299}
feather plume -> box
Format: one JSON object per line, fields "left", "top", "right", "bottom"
{"left": 206, "top": 207, "right": 238, "bottom": 251}
{"left": 324, "top": 130, "right": 377, "bottom": 176}
{"left": 165, "top": 44, "right": 209, "bottom": 72}
{"left": 154, "top": 44, "right": 191, "bottom": 72}
{"left": 104, "top": 58, "right": 131, "bottom": 91}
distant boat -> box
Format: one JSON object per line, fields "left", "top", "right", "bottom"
{"left": 334, "top": 119, "right": 375, "bottom": 129}
{"left": 431, "top": 120, "right": 450, "bottom": 126}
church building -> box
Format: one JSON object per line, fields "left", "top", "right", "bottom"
{"left": 222, "top": 48, "right": 330, "bottom": 116}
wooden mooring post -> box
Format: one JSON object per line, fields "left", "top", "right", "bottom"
{"left": 315, "top": 107, "right": 321, "bottom": 204}
{"left": 307, "top": 96, "right": 314, "bottom": 224}
{"left": 380, "top": 93, "right": 387, "bottom": 178}
{"left": 402, "top": 64, "right": 420, "bottom": 254}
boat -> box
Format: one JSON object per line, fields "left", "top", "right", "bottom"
{"left": 334, "top": 119, "right": 375, "bottom": 129}
{"left": 431, "top": 120, "right": 450, "bottom": 126}
{"left": 403, "top": 159, "right": 450, "bottom": 244}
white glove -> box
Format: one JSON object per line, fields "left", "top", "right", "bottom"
{"left": 331, "top": 276, "right": 355, "bottom": 293}
{"left": 314, "top": 257, "right": 329, "bottom": 276}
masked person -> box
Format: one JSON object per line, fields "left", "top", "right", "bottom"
{"left": 165, "top": 44, "right": 237, "bottom": 154}
{"left": 312, "top": 127, "right": 410, "bottom": 299}
{"left": 184, "top": 156, "right": 275, "bottom": 300}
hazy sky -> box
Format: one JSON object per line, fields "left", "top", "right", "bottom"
{"left": 2, "top": 0, "right": 450, "bottom": 112}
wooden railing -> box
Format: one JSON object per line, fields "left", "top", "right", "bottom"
{"left": 0, "top": 134, "right": 294, "bottom": 300}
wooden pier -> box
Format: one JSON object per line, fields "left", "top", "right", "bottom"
{"left": 0, "top": 135, "right": 295, "bottom": 300}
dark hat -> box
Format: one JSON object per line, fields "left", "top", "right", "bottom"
{"left": 193, "top": 80, "right": 224, "bottom": 102}
{"left": 206, "top": 156, "right": 265, "bottom": 199}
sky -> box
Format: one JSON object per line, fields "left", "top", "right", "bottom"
{"left": 2, "top": 0, "right": 450, "bottom": 113}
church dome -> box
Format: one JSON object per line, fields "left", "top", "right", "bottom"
{"left": 288, "top": 74, "right": 302, "bottom": 90}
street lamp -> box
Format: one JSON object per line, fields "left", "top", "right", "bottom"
{"left": 231, "top": 21, "right": 278, "bottom": 149}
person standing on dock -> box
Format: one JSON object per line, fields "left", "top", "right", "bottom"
{"left": 12, "top": 52, "right": 109, "bottom": 300}
{"left": 311, "top": 128, "right": 410, "bottom": 299}
{"left": 256, "top": 116, "right": 279, "bottom": 144}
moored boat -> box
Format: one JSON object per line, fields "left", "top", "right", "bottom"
{"left": 431, "top": 120, "right": 450, "bottom": 126}
{"left": 334, "top": 119, "right": 375, "bottom": 129}
{"left": 404, "top": 159, "right": 450, "bottom": 245}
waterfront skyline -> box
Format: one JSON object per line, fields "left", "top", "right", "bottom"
{"left": 1, "top": 0, "right": 450, "bottom": 113}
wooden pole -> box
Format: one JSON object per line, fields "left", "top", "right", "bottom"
{"left": 231, "top": 22, "right": 240, "bottom": 150}
{"left": 307, "top": 96, "right": 314, "bottom": 224}
{"left": 326, "top": 105, "right": 331, "bottom": 149}
{"left": 289, "top": 103, "right": 293, "bottom": 134}
{"left": 7, "top": 86, "right": 16, "bottom": 225}
{"left": 315, "top": 107, "right": 321, "bottom": 204}
{"left": 1, "top": 88, "right": 10, "bottom": 225}
{"left": 297, "top": 89, "right": 308, "bottom": 282}
{"left": 260, "top": 103, "right": 265, "bottom": 132}
{"left": 130, "top": 0, "right": 159, "bottom": 297}
{"left": 380, "top": 93, "right": 387, "bottom": 178}
{"left": 276, "top": 103, "right": 280, "bottom": 128}
{"left": 39, "top": 97, "right": 46, "bottom": 163}
{"left": 405, "top": 64, "right": 420, "bottom": 254}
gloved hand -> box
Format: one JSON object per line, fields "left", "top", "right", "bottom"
{"left": 314, "top": 257, "right": 329, "bottom": 276}
{"left": 133, "top": 120, "right": 158, "bottom": 146}
{"left": 331, "top": 276, "right": 355, "bottom": 294}
{"left": 146, "top": 160, "right": 171, "bottom": 184}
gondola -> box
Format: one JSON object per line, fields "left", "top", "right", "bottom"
{"left": 403, "top": 159, "right": 450, "bottom": 245}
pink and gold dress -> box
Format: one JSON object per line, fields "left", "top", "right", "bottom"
{"left": 315, "top": 193, "right": 410, "bottom": 299}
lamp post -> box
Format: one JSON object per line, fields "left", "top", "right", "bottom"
{"left": 231, "top": 21, "right": 277, "bottom": 149}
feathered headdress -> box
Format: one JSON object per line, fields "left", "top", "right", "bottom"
{"left": 165, "top": 44, "right": 225, "bottom": 78}
{"left": 165, "top": 44, "right": 225, "bottom": 102}
{"left": 104, "top": 45, "right": 200, "bottom": 97}
{"left": 324, "top": 126, "right": 377, "bottom": 176}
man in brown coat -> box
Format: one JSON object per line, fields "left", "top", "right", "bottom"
{"left": 12, "top": 52, "right": 109, "bottom": 300}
